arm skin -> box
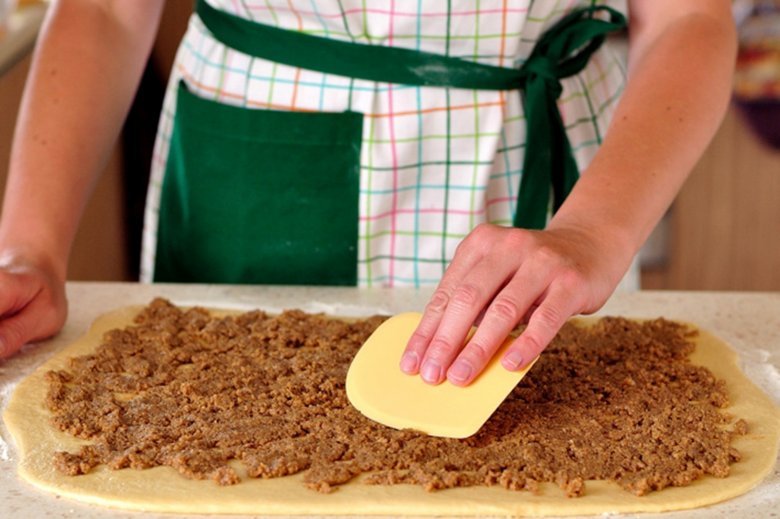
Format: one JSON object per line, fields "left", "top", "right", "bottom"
{"left": 0, "top": 0, "right": 164, "bottom": 359}
{"left": 400, "top": 0, "right": 737, "bottom": 386}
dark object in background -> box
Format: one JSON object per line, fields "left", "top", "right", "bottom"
{"left": 733, "top": 0, "right": 780, "bottom": 151}
{"left": 120, "top": 1, "right": 193, "bottom": 279}
{"left": 734, "top": 99, "right": 780, "bottom": 149}
{"left": 121, "top": 63, "right": 165, "bottom": 279}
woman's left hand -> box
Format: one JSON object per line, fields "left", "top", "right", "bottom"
{"left": 398, "top": 222, "right": 632, "bottom": 386}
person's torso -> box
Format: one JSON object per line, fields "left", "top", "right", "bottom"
{"left": 142, "top": 0, "right": 630, "bottom": 287}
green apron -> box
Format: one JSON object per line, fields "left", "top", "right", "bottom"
{"left": 153, "top": 0, "right": 626, "bottom": 284}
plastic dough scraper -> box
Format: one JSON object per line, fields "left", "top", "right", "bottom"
{"left": 346, "top": 312, "right": 538, "bottom": 439}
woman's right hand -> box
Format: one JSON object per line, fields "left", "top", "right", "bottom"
{"left": 0, "top": 252, "right": 67, "bottom": 360}
{"left": 0, "top": 0, "right": 167, "bottom": 360}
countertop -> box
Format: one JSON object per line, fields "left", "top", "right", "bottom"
{"left": 1, "top": 282, "right": 778, "bottom": 518}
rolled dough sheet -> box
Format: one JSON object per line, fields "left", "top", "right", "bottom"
{"left": 3, "top": 306, "right": 779, "bottom": 516}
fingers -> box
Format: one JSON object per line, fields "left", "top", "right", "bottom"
{"left": 0, "top": 271, "right": 32, "bottom": 358}
{"left": 399, "top": 227, "right": 489, "bottom": 377}
{"left": 406, "top": 264, "right": 515, "bottom": 384}
{"left": 400, "top": 226, "right": 521, "bottom": 385}
{"left": 399, "top": 289, "right": 451, "bottom": 375}
{"left": 445, "top": 272, "right": 547, "bottom": 386}
{"left": 0, "top": 292, "right": 66, "bottom": 360}
{"left": 0, "top": 311, "right": 35, "bottom": 359}
{"left": 501, "top": 282, "right": 582, "bottom": 371}
{"left": 0, "top": 262, "right": 67, "bottom": 360}
{"left": 0, "top": 270, "right": 32, "bottom": 318}
{"left": 416, "top": 281, "right": 496, "bottom": 384}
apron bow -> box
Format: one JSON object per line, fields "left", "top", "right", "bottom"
{"left": 196, "top": 0, "right": 627, "bottom": 230}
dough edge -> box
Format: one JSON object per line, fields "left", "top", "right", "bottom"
{"left": 3, "top": 306, "right": 779, "bottom": 516}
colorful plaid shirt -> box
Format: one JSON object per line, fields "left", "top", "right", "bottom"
{"left": 141, "top": 0, "right": 629, "bottom": 287}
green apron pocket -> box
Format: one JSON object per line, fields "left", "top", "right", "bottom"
{"left": 154, "top": 81, "right": 363, "bottom": 285}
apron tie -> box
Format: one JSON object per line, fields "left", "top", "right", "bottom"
{"left": 523, "top": 57, "right": 561, "bottom": 89}
{"left": 514, "top": 6, "right": 627, "bottom": 228}
{"left": 195, "top": 0, "right": 626, "bottom": 230}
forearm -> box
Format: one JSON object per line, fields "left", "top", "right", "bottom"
{"left": 549, "top": 4, "right": 737, "bottom": 257}
{"left": 0, "top": 0, "right": 164, "bottom": 277}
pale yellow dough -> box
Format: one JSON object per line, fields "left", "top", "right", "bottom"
{"left": 3, "top": 307, "right": 780, "bottom": 516}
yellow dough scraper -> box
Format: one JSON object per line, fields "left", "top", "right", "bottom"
{"left": 346, "top": 312, "right": 538, "bottom": 439}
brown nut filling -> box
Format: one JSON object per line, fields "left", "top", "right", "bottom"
{"left": 45, "top": 298, "right": 746, "bottom": 497}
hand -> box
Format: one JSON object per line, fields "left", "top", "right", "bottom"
{"left": 399, "top": 222, "right": 632, "bottom": 386}
{"left": 0, "top": 252, "right": 67, "bottom": 360}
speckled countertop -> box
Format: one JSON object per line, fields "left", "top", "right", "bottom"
{"left": 1, "top": 282, "right": 778, "bottom": 518}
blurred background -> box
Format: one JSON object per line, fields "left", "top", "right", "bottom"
{"left": 1, "top": 0, "right": 779, "bottom": 290}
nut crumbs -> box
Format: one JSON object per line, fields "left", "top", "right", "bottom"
{"left": 45, "top": 298, "right": 745, "bottom": 497}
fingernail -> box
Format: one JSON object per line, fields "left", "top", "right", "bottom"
{"left": 502, "top": 351, "right": 523, "bottom": 371}
{"left": 448, "top": 360, "right": 472, "bottom": 384}
{"left": 399, "top": 351, "right": 419, "bottom": 373}
{"left": 421, "top": 360, "right": 442, "bottom": 384}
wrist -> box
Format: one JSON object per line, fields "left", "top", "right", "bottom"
{"left": 546, "top": 210, "right": 640, "bottom": 264}
{"left": 547, "top": 169, "right": 661, "bottom": 262}
{"left": 0, "top": 240, "right": 68, "bottom": 283}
